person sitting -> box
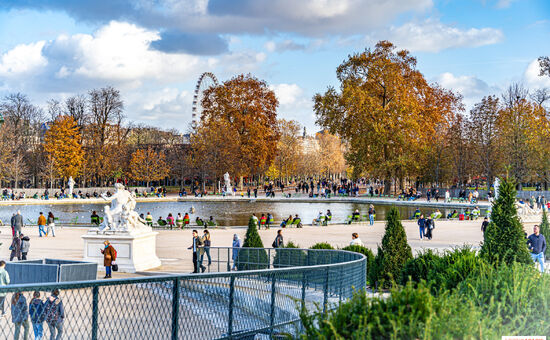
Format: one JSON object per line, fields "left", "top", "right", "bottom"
{"left": 280, "top": 215, "right": 293, "bottom": 228}
{"left": 352, "top": 210, "right": 360, "bottom": 221}
{"left": 293, "top": 214, "right": 303, "bottom": 228}
{"left": 259, "top": 214, "right": 267, "bottom": 229}
{"left": 447, "top": 210, "right": 458, "bottom": 219}
{"left": 157, "top": 216, "right": 167, "bottom": 226}
{"left": 471, "top": 206, "right": 481, "bottom": 220}
{"left": 91, "top": 211, "right": 100, "bottom": 226}
{"left": 313, "top": 211, "right": 324, "bottom": 226}
{"left": 195, "top": 217, "right": 205, "bottom": 227}
{"left": 207, "top": 216, "right": 217, "bottom": 227}
{"left": 431, "top": 209, "right": 442, "bottom": 219}
{"left": 326, "top": 210, "right": 332, "bottom": 222}
{"left": 145, "top": 212, "right": 153, "bottom": 226}
{"left": 413, "top": 208, "right": 421, "bottom": 219}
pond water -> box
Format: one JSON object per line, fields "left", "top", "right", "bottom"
{"left": 0, "top": 201, "right": 487, "bottom": 227}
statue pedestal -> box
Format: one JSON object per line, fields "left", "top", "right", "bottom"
{"left": 81, "top": 230, "right": 161, "bottom": 273}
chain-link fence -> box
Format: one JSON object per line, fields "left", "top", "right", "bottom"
{"left": 0, "top": 248, "right": 366, "bottom": 339}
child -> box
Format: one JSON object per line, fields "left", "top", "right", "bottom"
{"left": 29, "top": 291, "right": 44, "bottom": 340}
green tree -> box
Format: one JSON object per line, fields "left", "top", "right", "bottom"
{"left": 372, "top": 207, "right": 413, "bottom": 288}
{"left": 237, "top": 216, "right": 269, "bottom": 270}
{"left": 480, "top": 178, "right": 531, "bottom": 265}
{"left": 540, "top": 210, "right": 550, "bottom": 260}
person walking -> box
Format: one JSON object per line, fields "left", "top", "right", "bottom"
{"left": 46, "top": 212, "right": 56, "bottom": 237}
{"left": 43, "top": 289, "right": 64, "bottom": 340}
{"left": 481, "top": 217, "right": 489, "bottom": 237}
{"left": 188, "top": 230, "right": 205, "bottom": 273}
{"left": 37, "top": 212, "right": 47, "bottom": 238}
{"left": 425, "top": 216, "right": 434, "bottom": 240}
{"left": 13, "top": 211, "right": 24, "bottom": 237}
{"left": 200, "top": 230, "right": 212, "bottom": 267}
{"left": 0, "top": 261, "right": 10, "bottom": 317}
{"left": 350, "top": 233, "right": 363, "bottom": 246}
{"left": 527, "top": 225, "right": 547, "bottom": 273}
{"left": 20, "top": 234, "right": 30, "bottom": 260}
{"left": 10, "top": 235, "right": 22, "bottom": 261}
{"left": 231, "top": 234, "right": 241, "bottom": 271}
{"left": 368, "top": 205, "right": 375, "bottom": 226}
{"left": 11, "top": 291, "right": 30, "bottom": 340}
{"left": 272, "top": 230, "right": 284, "bottom": 248}
{"left": 10, "top": 213, "right": 16, "bottom": 237}
{"left": 417, "top": 214, "right": 426, "bottom": 240}
{"left": 100, "top": 241, "right": 117, "bottom": 279}
{"left": 29, "top": 291, "right": 44, "bottom": 340}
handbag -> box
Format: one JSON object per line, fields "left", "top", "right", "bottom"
{"left": 112, "top": 262, "right": 119, "bottom": 272}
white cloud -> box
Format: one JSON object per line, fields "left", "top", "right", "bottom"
{"left": 0, "top": 41, "right": 47, "bottom": 76}
{"left": 524, "top": 59, "right": 550, "bottom": 89}
{"left": 435, "top": 72, "right": 501, "bottom": 109}
{"left": 0, "top": 20, "right": 270, "bottom": 132}
{"left": 495, "top": 0, "right": 518, "bottom": 9}
{"left": 371, "top": 19, "right": 503, "bottom": 52}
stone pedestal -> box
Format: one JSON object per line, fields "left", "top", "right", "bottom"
{"left": 82, "top": 230, "right": 161, "bottom": 273}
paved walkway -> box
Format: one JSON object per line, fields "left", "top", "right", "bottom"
{"left": 1, "top": 216, "right": 526, "bottom": 278}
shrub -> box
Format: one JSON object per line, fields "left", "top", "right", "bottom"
{"left": 341, "top": 245, "right": 375, "bottom": 287}
{"left": 402, "top": 247, "right": 486, "bottom": 293}
{"left": 301, "top": 282, "right": 434, "bottom": 339}
{"left": 236, "top": 216, "right": 269, "bottom": 270}
{"left": 310, "top": 242, "right": 334, "bottom": 250}
{"left": 273, "top": 241, "right": 307, "bottom": 268}
{"left": 372, "top": 207, "right": 412, "bottom": 288}
{"left": 540, "top": 209, "right": 550, "bottom": 260}
{"left": 480, "top": 178, "right": 531, "bottom": 266}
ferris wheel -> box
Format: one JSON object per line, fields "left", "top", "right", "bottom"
{"left": 191, "top": 72, "right": 219, "bottom": 132}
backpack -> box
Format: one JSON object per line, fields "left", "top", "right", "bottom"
{"left": 111, "top": 246, "right": 117, "bottom": 260}
{"left": 272, "top": 240, "right": 277, "bottom": 248}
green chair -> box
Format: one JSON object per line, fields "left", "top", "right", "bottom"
{"left": 196, "top": 220, "right": 204, "bottom": 227}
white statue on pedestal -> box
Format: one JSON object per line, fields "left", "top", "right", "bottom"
{"left": 98, "top": 183, "right": 150, "bottom": 234}
{"left": 224, "top": 172, "right": 232, "bottom": 195}
{"left": 68, "top": 176, "right": 75, "bottom": 198}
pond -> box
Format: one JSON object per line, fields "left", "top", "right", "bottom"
{"left": 0, "top": 200, "right": 487, "bottom": 227}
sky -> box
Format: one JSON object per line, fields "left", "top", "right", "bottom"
{"left": 0, "top": 0, "right": 549, "bottom": 134}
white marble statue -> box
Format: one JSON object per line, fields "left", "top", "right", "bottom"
{"left": 98, "top": 183, "right": 150, "bottom": 234}
{"left": 224, "top": 172, "right": 232, "bottom": 194}
{"left": 68, "top": 176, "right": 75, "bottom": 197}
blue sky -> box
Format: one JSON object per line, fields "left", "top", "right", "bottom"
{"left": 0, "top": 0, "right": 548, "bottom": 134}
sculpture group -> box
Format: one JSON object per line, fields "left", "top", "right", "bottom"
{"left": 98, "top": 183, "right": 150, "bottom": 234}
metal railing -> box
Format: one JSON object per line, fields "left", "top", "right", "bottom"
{"left": 0, "top": 248, "right": 366, "bottom": 339}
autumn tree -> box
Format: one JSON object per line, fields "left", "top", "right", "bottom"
{"left": 200, "top": 74, "right": 280, "bottom": 177}
{"left": 314, "top": 41, "right": 460, "bottom": 192}
{"left": 189, "top": 120, "right": 240, "bottom": 191}
{"left": 316, "top": 131, "right": 346, "bottom": 178}
{"left": 129, "top": 147, "right": 169, "bottom": 187}
{"left": 497, "top": 84, "right": 532, "bottom": 188}
{"left": 271, "top": 119, "right": 302, "bottom": 181}
{"left": 44, "top": 115, "right": 84, "bottom": 181}
{"left": 0, "top": 93, "right": 42, "bottom": 187}
{"left": 469, "top": 95, "right": 502, "bottom": 186}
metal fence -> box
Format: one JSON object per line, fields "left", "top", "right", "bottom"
{"left": 0, "top": 248, "right": 365, "bottom": 339}
{"left": 6, "top": 259, "right": 98, "bottom": 284}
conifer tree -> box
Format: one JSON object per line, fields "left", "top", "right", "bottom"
{"left": 372, "top": 207, "right": 413, "bottom": 288}
{"left": 237, "top": 216, "right": 269, "bottom": 270}
{"left": 480, "top": 178, "right": 531, "bottom": 265}
{"left": 539, "top": 209, "right": 550, "bottom": 260}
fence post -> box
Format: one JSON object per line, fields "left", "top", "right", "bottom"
{"left": 323, "top": 266, "right": 329, "bottom": 315}
{"left": 91, "top": 286, "right": 98, "bottom": 340}
{"left": 228, "top": 276, "right": 235, "bottom": 337}
{"left": 268, "top": 248, "right": 271, "bottom": 269}
{"left": 270, "top": 273, "right": 276, "bottom": 336}
{"left": 227, "top": 248, "right": 231, "bottom": 272}
{"left": 171, "top": 278, "right": 180, "bottom": 340}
